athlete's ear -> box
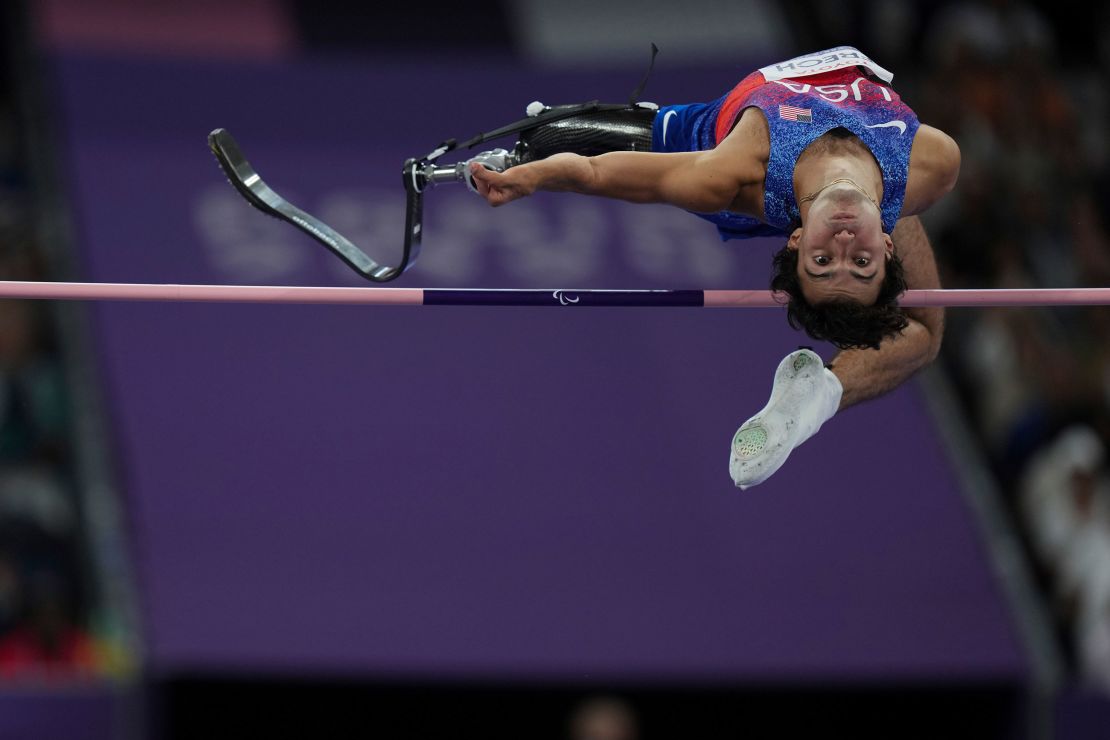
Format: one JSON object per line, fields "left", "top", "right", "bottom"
{"left": 787, "top": 228, "right": 803, "bottom": 251}
{"left": 883, "top": 233, "right": 894, "bottom": 259}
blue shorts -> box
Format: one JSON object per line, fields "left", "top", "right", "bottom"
{"left": 650, "top": 102, "right": 716, "bottom": 154}
{"left": 649, "top": 100, "right": 785, "bottom": 241}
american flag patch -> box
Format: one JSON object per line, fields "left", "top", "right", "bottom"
{"left": 779, "top": 105, "right": 812, "bottom": 122}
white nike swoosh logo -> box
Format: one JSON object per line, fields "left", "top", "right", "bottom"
{"left": 662, "top": 110, "right": 677, "bottom": 145}
{"left": 865, "top": 120, "right": 907, "bottom": 135}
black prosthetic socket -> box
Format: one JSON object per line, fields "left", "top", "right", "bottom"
{"left": 517, "top": 107, "right": 656, "bottom": 163}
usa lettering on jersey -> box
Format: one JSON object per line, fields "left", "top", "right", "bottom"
{"left": 772, "top": 77, "right": 893, "bottom": 104}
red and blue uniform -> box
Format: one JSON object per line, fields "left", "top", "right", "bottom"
{"left": 651, "top": 46, "right": 920, "bottom": 240}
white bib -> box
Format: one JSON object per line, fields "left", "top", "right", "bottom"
{"left": 759, "top": 46, "right": 894, "bottom": 84}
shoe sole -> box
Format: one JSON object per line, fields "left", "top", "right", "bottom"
{"left": 730, "top": 349, "right": 823, "bottom": 487}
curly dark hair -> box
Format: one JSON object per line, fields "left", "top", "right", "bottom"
{"left": 770, "top": 244, "right": 908, "bottom": 350}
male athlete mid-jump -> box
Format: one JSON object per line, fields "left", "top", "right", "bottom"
{"left": 467, "top": 46, "right": 961, "bottom": 489}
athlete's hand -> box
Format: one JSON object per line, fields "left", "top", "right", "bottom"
{"left": 468, "top": 162, "right": 538, "bottom": 206}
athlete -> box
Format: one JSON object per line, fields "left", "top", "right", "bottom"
{"left": 467, "top": 47, "right": 959, "bottom": 489}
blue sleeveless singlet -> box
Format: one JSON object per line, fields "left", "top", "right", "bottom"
{"left": 650, "top": 46, "right": 920, "bottom": 241}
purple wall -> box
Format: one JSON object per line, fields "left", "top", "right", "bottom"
{"left": 51, "top": 53, "right": 1027, "bottom": 682}
{"left": 0, "top": 688, "right": 125, "bottom": 739}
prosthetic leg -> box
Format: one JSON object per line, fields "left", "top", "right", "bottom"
{"left": 209, "top": 46, "right": 661, "bottom": 283}
{"left": 410, "top": 101, "right": 657, "bottom": 191}
{"left": 209, "top": 100, "right": 658, "bottom": 283}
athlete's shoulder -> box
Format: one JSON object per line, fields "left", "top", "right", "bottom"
{"left": 904, "top": 124, "right": 961, "bottom": 215}
{"left": 917, "top": 124, "right": 961, "bottom": 181}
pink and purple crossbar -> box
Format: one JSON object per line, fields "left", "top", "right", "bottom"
{"left": 0, "top": 281, "right": 1108, "bottom": 307}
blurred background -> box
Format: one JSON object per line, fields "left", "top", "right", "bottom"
{"left": 0, "top": 0, "right": 1107, "bottom": 738}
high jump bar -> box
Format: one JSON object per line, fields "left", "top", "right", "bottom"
{"left": 0, "top": 281, "right": 1108, "bottom": 307}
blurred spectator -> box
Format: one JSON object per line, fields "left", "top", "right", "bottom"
{"left": 1080, "top": 598, "right": 1110, "bottom": 694}
{"left": 758, "top": 0, "right": 1110, "bottom": 698}
{"left": 922, "top": 0, "right": 1056, "bottom": 68}
{"left": 1021, "top": 426, "right": 1108, "bottom": 574}
{"left": 905, "top": 0, "right": 1110, "bottom": 697}
{"left": 1053, "top": 445, "right": 1110, "bottom": 693}
{"left": 0, "top": 264, "right": 89, "bottom": 680}
{"left": 0, "top": 44, "right": 96, "bottom": 682}
{"left": 0, "top": 296, "right": 70, "bottom": 468}
{"left": 0, "top": 550, "right": 19, "bottom": 634}
{"left": 1020, "top": 426, "right": 1110, "bottom": 671}
{"left": 0, "top": 565, "right": 98, "bottom": 680}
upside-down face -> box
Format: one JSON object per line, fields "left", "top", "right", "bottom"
{"left": 789, "top": 181, "right": 893, "bottom": 306}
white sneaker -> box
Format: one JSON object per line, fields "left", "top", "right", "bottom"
{"left": 729, "top": 349, "right": 843, "bottom": 490}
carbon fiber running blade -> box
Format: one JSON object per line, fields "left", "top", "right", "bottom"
{"left": 208, "top": 126, "right": 286, "bottom": 214}
{"left": 207, "top": 128, "right": 414, "bottom": 282}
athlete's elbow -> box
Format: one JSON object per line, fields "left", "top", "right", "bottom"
{"left": 900, "top": 311, "right": 944, "bottom": 368}
{"left": 922, "top": 313, "right": 945, "bottom": 365}
{"left": 929, "top": 322, "right": 945, "bottom": 363}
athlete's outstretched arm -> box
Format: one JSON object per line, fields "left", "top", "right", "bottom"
{"left": 828, "top": 215, "right": 945, "bottom": 409}
{"left": 468, "top": 148, "right": 744, "bottom": 214}
{"left": 728, "top": 215, "right": 944, "bottom": 489}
